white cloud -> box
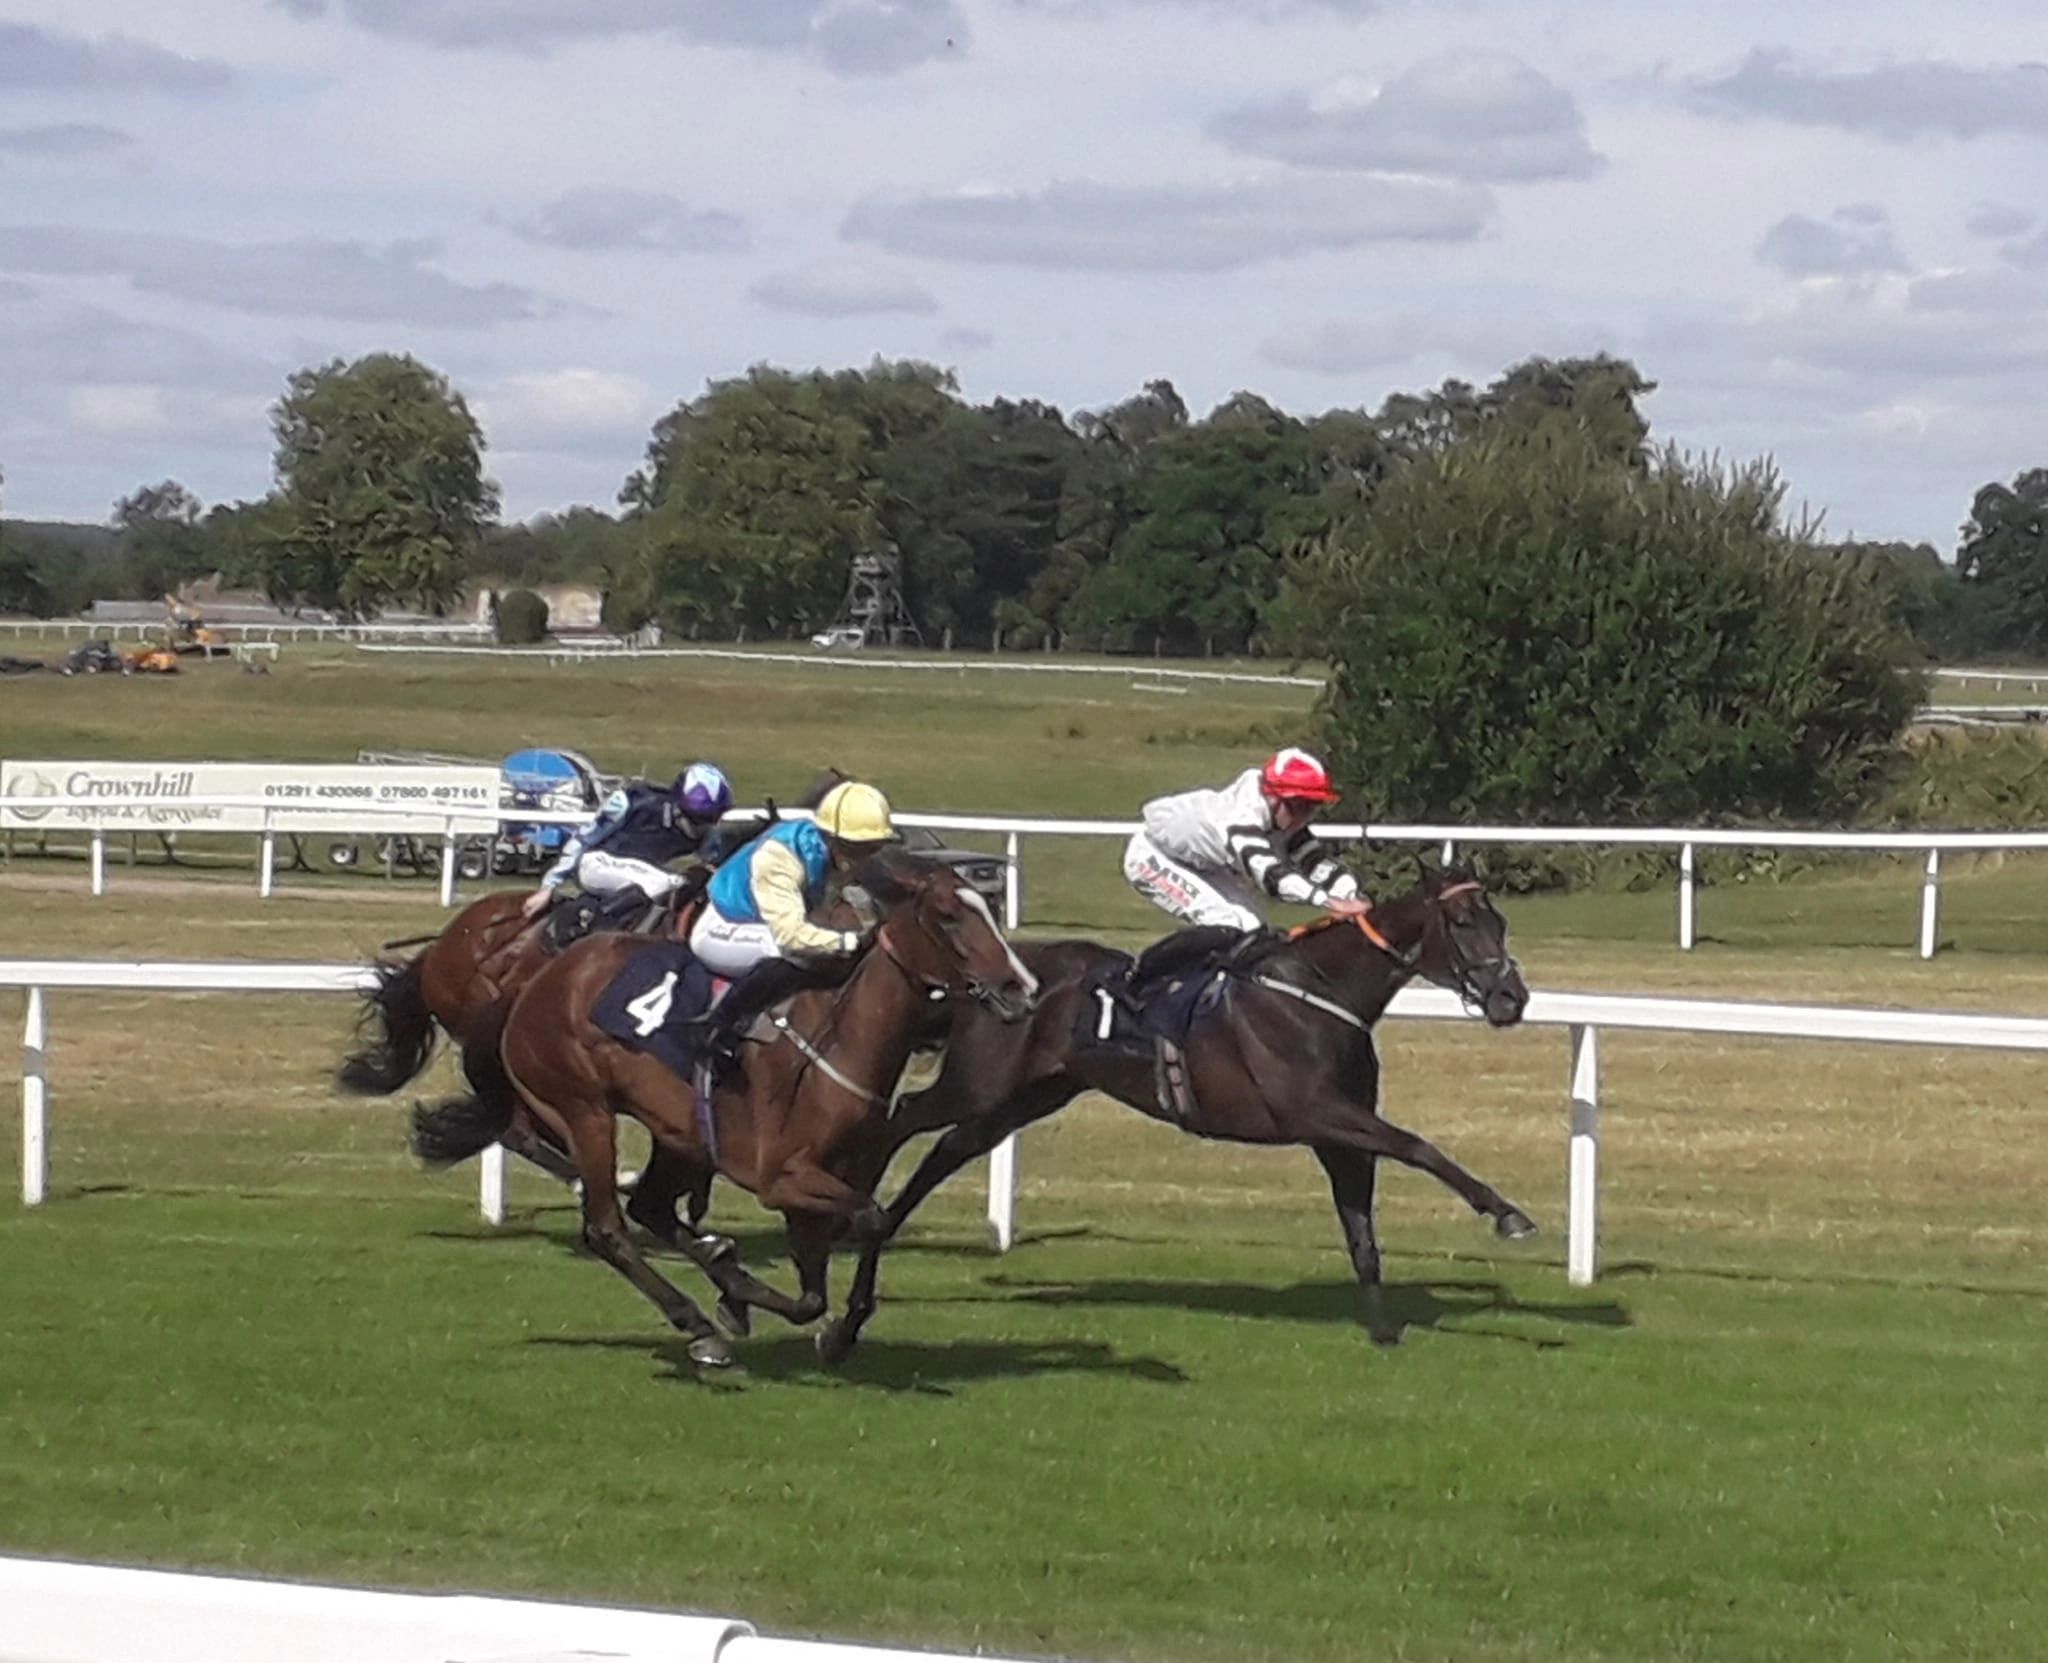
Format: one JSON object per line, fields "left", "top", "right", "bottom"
{"left": 1692, "top": 49, "right": 2048, "bottom": 141}
{"left": 1755, "top": 210, "right": 1907, "bottom": 277}
{"left": 276, "top": 0, "right": 969, "bottom": 76}
{"left": 749, "top": 264, "right": 939, "bottom": 315}
{"left": 501, "top": 188, "right": 748, "bottom": 254}
{"left": 0, "top": 22, "right": 232, "bottom": 94}
{"left": 1208, "top": 52, "right": 1601, "bottom": 183}
{"left": 0, "top": 226, "right": 546, "bottom": 326}
{"left": 474, "top": 367, "right": 657, "bottom": 446}
{"left": 68, "top": 384, "right": 269, "bottom": 441}
{"left": 843, "top": 173, "right": 1491, "bottom": 271}
{"left": 0, "top": 124, "right": 136, "bottom": 157}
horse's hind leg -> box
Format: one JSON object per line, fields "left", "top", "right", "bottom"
{"left": 1339, "top": 1111, "right": 1536, "bottom": 1241}
{"left": 622, "top": 1146, "right": 811, "bottom": 1339}
{"left": 533, "top": 1083, "right": 734, "bottom": 1368}
{"left": 819, "top": 1081, "right": 1080, "bottom": 1367}
{"left": 1314, "top": 1143, "right": 1398, "bottom": 1346}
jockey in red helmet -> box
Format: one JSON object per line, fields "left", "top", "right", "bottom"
{"left": 1123, "top": 747, "right": 1372, "bottom": 932}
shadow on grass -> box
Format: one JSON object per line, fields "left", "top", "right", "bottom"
{"left": 528, "top": 1330, "right": 1188, "bottom": 1395}
{"left": 990, "top": 1274, "right": 1633, "bottom": 1349}
{"left": 1602, "top": 1257, "right": 2048, "bottom": 1301}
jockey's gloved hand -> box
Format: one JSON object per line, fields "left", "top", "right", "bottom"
{"left": 1325, "top": 893, "right": 1374, "bottom": 919}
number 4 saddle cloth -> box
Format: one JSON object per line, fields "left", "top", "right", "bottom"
{"left": 590, "top": 942, "right": 720, "bottom": 1084}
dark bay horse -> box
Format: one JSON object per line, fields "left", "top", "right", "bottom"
{"left": 410, "top": 855, "right": 1039, "bottom": 1368}
{"left": 817, "top": 867, "right": 1534, "bottom": 1363}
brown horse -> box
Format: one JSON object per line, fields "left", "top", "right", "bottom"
{"left": 409, "top": 854, "right": 1039, "bottom": 1367}
{"left": 335, "top": 886, "right": 700, "bottom": 1187}
{"left": 816, "top": 866, "right": 1534, "bottom": 1363}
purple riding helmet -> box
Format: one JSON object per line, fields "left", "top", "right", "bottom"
{"left": 673, "top": 762, "right": 734, "bottom": 826}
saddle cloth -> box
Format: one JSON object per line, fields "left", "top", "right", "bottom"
{"left": 1079, "top": 958, "right": 1230, "bottom": 1057}
{"left": 590, "top": 942, "right": 718, "bottom": 1082}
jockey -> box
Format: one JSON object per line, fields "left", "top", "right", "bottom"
{"left": 522, "top": 762, "right": 736, "bottom": 921}
{"left": 1122, "top": 748, "right": 1371, "bottom": 980}
{"left": 688, "top": 779, "right": 900, "bottom": 1067}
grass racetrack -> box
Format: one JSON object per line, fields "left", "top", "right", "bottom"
{"left": 3, "top": 643, "right": 2047, "bottom": 1661}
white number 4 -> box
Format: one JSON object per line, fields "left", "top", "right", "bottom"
{"left": 625, "top": 971, "right": 678, "bottom": 1037}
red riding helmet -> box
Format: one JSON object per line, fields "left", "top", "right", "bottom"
{"left": 1260, "top": 747, "right": 1340, "bottom": 804}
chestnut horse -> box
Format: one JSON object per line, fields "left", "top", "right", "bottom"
{"left": 816, "top": 866, "right": 1534, "bottom": 1363}
{"left": 409, "top": 855, "right": 1039, "bottom": 1368}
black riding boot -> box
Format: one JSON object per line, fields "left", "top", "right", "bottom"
{"left": 1132, "top": 926, "right": 1249, "bottom": 987}
{"left": 694, "top": 954, "right": 857, "bottom": 1077}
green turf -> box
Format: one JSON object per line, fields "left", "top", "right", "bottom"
{"left": 3, "top": 648, "right": 2048, "bottom": 1661}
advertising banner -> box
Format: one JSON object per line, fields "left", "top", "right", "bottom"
{"left": 0, "top": 761, "right": 501, "bottom": 835}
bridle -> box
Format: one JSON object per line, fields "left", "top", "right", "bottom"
{"left": 1264, "top": 879, "right": 1515, "bottom": 1024}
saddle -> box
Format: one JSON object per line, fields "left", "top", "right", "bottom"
{"left": 541, "top": 867, "right": 711, "bottom": 954}
{"left": 1080, "top": 926, "right": 1281, "bottom": 1125}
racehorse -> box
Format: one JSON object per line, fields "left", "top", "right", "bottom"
{"left": 333, "top": 884, "right": 703, "bottom": 1188}
{"left": 815, "top": 866, "right": 1534, "bottom": 1363}
{"left": 408, "top": 854, "right": 1039, "bottom": 1368}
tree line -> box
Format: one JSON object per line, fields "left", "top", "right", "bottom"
{"left": 5, "top": 348, "right": 2047, "bottom": 831}
{"left": 3, "top": 351, "right": 2044, "bottom": 667}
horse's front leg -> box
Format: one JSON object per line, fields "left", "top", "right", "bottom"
{"left": 1313, "top": 1142, "right": 1398, "bottom": 1346}
{"left": 1334, "top": 1110, "right": 1536, "bottom": 1241}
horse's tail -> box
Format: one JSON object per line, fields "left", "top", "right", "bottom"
{"left": 335, "top": 953, "right": 438, "bottom": 1096}
{"left": 409, "top": 1086, "right": 515, "bottom": 1169}
{"left": 411, "top": 1002, "right": 519, "bottom": 1169}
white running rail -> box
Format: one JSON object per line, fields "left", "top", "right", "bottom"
{"left": 2, "top": 960, "right": 508, "bottom": 1222}
{"left": 0, "top": 1553, "right": 1035, "bottom": 1663}
{"left": 7, "top": 786, "right": 2045, "bottom": 957}
{"left": 10, "top": 961, "right": 2048, "bottom": 1289}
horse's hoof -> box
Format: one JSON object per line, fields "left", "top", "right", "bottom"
{"left": 850, "top": 1205, "right": 890, "bottom": 1246}
{"left": 697, "top": 1233, "right": 737, "bottom": 1264}
{"left": 1496, "top": 1208, "right": 1538, "bottom": 1241}
{"left": 815, "top": 1323, "right": 854, "bottom": 1368}
{"left": 716, "top": 1295, "right": 752, "bottom": 1339}
{"left": 687, "top": 1335, "right": 735, "bottom": 1369}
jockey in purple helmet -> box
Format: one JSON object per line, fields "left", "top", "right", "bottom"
{"left": 523, "top": 762, "right": 735, "bottom": 919}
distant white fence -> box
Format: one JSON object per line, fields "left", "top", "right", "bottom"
{"left": 0, "top": 1554, "right": 1029, "bottom": 1663}
{"left": 1932, "top": 666, "right": 2048, "bottom": 693}
{"left": 0, "top": 617, "right": 490, "bottom": 643}
{"left": 12, "top": 960, "right": 2048, "bottom": 1290}
{"left": 353, "top": 639, "right": 1329, "bottom": 688}
{"left": 6, "top": 788, "right": 2048, "bottom": 958}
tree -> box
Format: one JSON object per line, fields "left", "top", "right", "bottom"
{"left": 1069, "top": 395, "right": 1312, "bottom": 654}
{"left": 111, "top": 479, "right": 211, "bottom": 598}
{"left": 259, "top": 354, "right": 497, "bottom": 618}
{"left": 1956, "top": 469, "right": 2048, "bottom": 656}
{"left": 1278, "top": 417, "right": 1922, "bottom": 833}
{"left": 493, "top": 588, "right": 550, "bottom": 644}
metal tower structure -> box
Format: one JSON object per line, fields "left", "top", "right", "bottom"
{"left": 829, "top": 547, "right": 923, "bottom": 647}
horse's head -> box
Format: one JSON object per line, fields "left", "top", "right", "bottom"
{"left": 857, "top": 853, "right": 1040, "bottom": 1022}
{"left": 1413, "top": 865, "right": 1528, "bottom": 1028}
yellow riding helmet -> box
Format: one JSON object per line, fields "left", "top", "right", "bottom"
{"left": 817, "top": 780, "right": 897, "bottom": 845}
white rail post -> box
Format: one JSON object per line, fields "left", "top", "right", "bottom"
{"left": 987, "top": 1131, "right": 1016, "bottom": 1252}
{"left": 479, "top": 1143, "right": 505, "bottom": 1224}
{"left": 1567, "top": 1023, "right": 1600, "bottom": 1287}
{"left": 258, "top": 808, "right": 276, "bottom": 900}
{"left": 22, "top": 986, "right": 48, "bottom": 1205}
{"left": 438, "top": 816, "right": 457, "bottom": 909}
{"left": 1919, "top": 848, "right": 1941, "bottom": 960}
{"left": 1003, "top": 831, "right": 1021, "bottom": 931}
{"left": 1678, "top": 841, "right": 1696, "bottom": 951}
{"left": 1440, "top": 838, "right": 1455, "bottom": 866}
{"left": 89, "top": 828, "right": 105, "bottom": 896}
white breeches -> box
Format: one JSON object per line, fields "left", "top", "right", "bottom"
{"left": 575, "top": 849, "right": 679, "bottom": 901}
{"left": 1122, "top": 832, "right": 1264, "bottom": 931}
{"left": 688, "top": 904, "right": 783, "bottom": 978}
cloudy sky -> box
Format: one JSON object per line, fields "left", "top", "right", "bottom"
{"left": 2, "top": 0, "right": 2045, "bottom": 548}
